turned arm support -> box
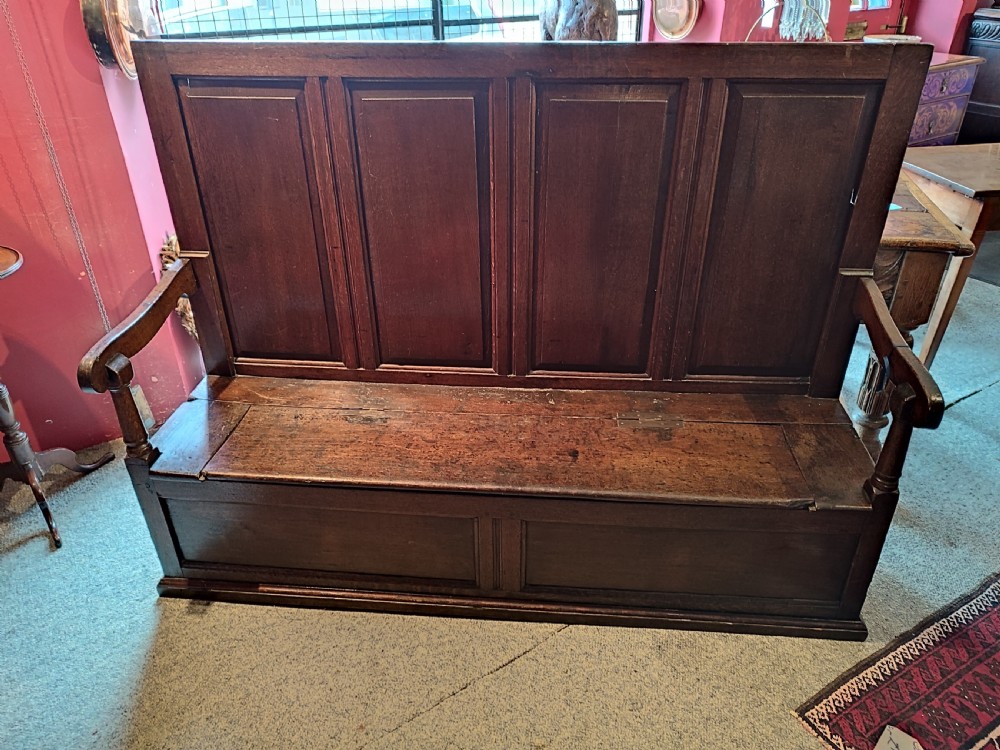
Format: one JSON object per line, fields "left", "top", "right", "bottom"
{"left": 854, "top": 277, "right": 944, "bottom": 495}
{"left": 78, "top": 259, "right": 196, "bottom": 461}
{"left": 854, "top": 277, "right": 943, "bottom": 430}
{"left": 78, "top": 259, "right": 196, "bottom": 395}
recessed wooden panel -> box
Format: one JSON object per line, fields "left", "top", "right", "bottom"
{"left": 523, "top": 520, "right": 859, "bottom": 602}
{"left": 685, "top": 82, "right": 880, "bottom": 378}
{"left": 349, "top": 84, "right": 492, "bottom": 368}
{"left": 529, "top": 84, "right": 680, "bottom": 373}
{"left": 180, "top": 79, "right": 341, "bottom": 362}
{"left": 167, "top": 497, "right": 478, "bottom": 584}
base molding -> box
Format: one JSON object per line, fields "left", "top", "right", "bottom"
{"left": 158, "top": 577, "right": 870, "bottom": 641}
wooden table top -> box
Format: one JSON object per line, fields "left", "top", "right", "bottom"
{"left": 0, "top": 246, "right": 23, "bottom": 279}
{"left": 928, "top": 52, "right": 986, "bottom": 71}
{"left": 881, "top": 172, "right": 975, "bottom": 255}
{"left": 903, "top": 144, "right": 1000, "bottom": 199}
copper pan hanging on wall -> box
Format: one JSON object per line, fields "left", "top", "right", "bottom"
{"left": 80, "top": 0, "right": 159, "bottom": 79}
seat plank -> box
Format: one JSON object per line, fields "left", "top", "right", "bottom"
{"left": 191, "top": 376, "right": 853, "bottom": 425}
{"left": 150, "top": 399, "right": 249, "bottom": 477}
{"left": 782, "top": 424, "right": 873, "bottom": 511}
{"left": 200, "top": 403, "right": 824, "bottom": 506}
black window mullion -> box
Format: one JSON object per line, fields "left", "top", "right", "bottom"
{"left": 159, "top": 0, "right": 643, "bottom": 43}
{"left": 431, "top": 0, "right": 445, "bottom": 40}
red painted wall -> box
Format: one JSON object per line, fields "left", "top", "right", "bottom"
{"left": 909, "top": 0, "right": 993, "bottom": 53}
{"left": 645, "top": 0, "right": 856, "bottom": 42}
{"left": 0, "top": 0, "right": 200, "bottom": 453}
{"left": 722, "top": 0, "right": 782, "bottom": 41}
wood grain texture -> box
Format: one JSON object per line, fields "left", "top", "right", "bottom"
{"left": 133, "top": 45, "right": 235, "bottom": 376}
{"left": 521, "top": 520, "right": 858, "bottom": 602}
{"left": 179, "top": 79, "right": 342, "bottom": 361}
{"left": 149, "top": 399, "right": 249, "bottom": 477}
{"left": 781, "top": 424, "right": 872, "bottom": 511}
{"left": 854, "top": 277, "right": 943, "bottom": 429}
{"left": 176, "top": 375, "right": 872, "bottom": 518}
{"left": 132, "top": 41, "right": 932, "bottom": 394}
{"left": 193, "top": 375, "right": 853, "bottom": 424}
{"left": 133, "top": 40, "right": 901, "bottom": 81}
{"left": 808, "top": 43, "right": 931, "bottom": 398}
{"left": 889, "top": 251, "right": 951, "bottom": 332}
{"left": 108, "top": 41, "right": 939, "bottom": 638}
{"left": 902, "top": 160, "right": 1000, "bottom": 368}
{"left": 527, "top": 83, "right": 678, "bottom": 373}
{"left": 903, "top": 144, "right": 1000, "bottom": 199}
{"left": 881, "top": 173, "right": 975, "bottom": 255}
{"left": 190, "top": 397, "right": 872, "bottom": 509}
{"left": 155, "top": 577, "right": 870, "bottom": 640}
{"left": 167, "top": 497, "right": 478, "bottom": 584}
{"left": 149, "top": 473, "right": 872, "bottom": 633}
{"left": 684, "top": 82, "right": 880, "bottom": 379}
{"left": 348, "top": 83, "right": 493, "bottom": 368}
{"left": 227, "top": 359, "right": 819, "bottom": 393}
{"left": 78, "top": 259, "right": 196, "bottom": 394}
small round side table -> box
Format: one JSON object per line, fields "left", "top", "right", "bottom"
{"left": 0, "top": 246, "right": 113, "bottom": 548}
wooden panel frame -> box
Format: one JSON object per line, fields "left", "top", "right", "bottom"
{"left": 134, "top": 41, "right": 932, "bottom": 395}
{"left": 672, "top": 79, "right": 884, "bottom": 383}
{"left": 342, "top": 79, "right": 497, "bottom": 371}
{"left": 149, "top": 474, "right": 875, "bottom": 636}
{"left": 517, "top": 79, "right": 682, "bottom": 377}
{"left": 176, "top": 76, "right": 349, "bottom": 363}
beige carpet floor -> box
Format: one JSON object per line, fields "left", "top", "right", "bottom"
{"left": 2, "top": 278, "right": 998, "bottom": 750}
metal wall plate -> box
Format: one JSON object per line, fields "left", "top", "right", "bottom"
{"left": 653, "top": 0, "right": 701, "bottom": 39}
{"left": 81, "top": 0, "right": 157, "bottom": 79}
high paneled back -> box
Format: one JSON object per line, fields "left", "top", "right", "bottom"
{"left": 135, "top": 41, "right": 930, "bottom": 396}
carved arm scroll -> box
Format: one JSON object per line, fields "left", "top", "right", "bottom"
{"left": 78, "top": 259, "right": 196, "bottom": 395}
{"left": 78, "top": 259, "right": 197, "bottom": 460}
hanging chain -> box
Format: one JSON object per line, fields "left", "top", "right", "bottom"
{"left": 0, "top": 0, "right": 112, "bottom": 332}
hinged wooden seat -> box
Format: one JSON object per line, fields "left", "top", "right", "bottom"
{"left": 80, "top": 40, "right": 942, "bottom": 639}
{"left": 153, "top": 377, "right": 871, "bottom": 510}
{"left": 145, "top": 376, "right": 878, "bottom": 639}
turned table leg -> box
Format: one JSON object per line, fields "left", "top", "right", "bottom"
{"left": 0, "top": 381, "right": 113, "bottom": 548}
{"left": 856, "top": 352, "right": 892, "bottom": 459}
{"left": 855, "top": 166, "right": 977, "bottom": 455}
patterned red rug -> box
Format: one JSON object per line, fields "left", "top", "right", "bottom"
{"left": 798, "top": 573, "right": 1000, "bottom": 750}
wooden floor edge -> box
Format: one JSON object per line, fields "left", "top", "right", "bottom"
{"left": 157, "top": 577, "right": 869, "bottom": 641}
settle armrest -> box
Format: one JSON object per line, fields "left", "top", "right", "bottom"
{"left": 78, "top": 259, "right": 197, "bottom": 394}
{"left": 854, "top": 277, "right": 943, "bottom": 429}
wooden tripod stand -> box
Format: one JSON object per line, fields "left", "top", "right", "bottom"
{"left": 1, "top": 246, "right": 113, "bottom": 547}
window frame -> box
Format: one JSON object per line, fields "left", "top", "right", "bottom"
{"left": 157, "top": 0, "right": 645, "bottom": 42}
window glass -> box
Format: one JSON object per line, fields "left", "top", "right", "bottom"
{"left": 155, "top": 0, "right": 642, "bottom": 41}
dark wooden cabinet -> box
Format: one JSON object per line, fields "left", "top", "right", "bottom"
{"left": 961, "top": 9, "right": 1000, "bottom": 143}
